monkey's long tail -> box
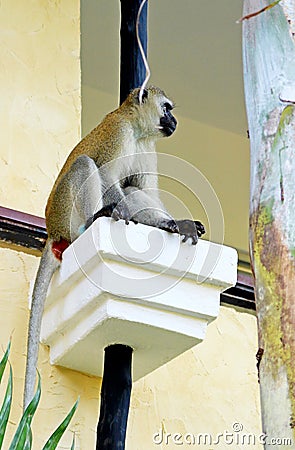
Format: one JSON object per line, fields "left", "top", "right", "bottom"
{"left": 23, "top": 239, "right": 60, "bottom": 411}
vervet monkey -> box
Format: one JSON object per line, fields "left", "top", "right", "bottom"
{"left": 24, "top": 86, "right": 205, "bottom": 410}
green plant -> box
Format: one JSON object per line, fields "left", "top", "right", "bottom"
{"left": 0, "top": 341, "right": 78, "bottom": 449}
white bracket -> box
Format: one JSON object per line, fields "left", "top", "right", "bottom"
{"left": 41, "top": 218, "right": 237, "bottom": 380}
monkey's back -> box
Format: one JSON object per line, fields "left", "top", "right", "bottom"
{"left": 45, "top": 107, "right": 134, "bottom": 241}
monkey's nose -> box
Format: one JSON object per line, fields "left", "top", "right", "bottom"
{"left": 167, "top": 117, "right": 177, "bottom": 135}
{"left": 159, "top": 116, "right": 177, "bottom": 136}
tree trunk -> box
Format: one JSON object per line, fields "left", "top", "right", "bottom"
{"left": 243, "top": 0, "right": 295, "bottom": 446}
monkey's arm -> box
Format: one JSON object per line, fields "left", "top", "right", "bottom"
{"left": 124, "top": 186, "right": 205, "bottom": 244}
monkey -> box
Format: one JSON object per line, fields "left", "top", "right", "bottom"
{"left": 23, "top": 86, "right": 205, "bottom": 410}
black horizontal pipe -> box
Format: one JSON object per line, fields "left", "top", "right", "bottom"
{"left": 0, "top": 206, "right": 46, "bottom": 252}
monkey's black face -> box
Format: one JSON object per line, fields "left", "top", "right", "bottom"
{"left": 160, "top": 104, "right": 177, "bottom": 137}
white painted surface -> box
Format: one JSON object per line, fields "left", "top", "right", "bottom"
{"left": 41, "top": 217, "right": 237, "bottom": 379}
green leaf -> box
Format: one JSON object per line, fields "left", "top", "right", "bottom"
{"left": 70, "top": 434, "right": 75, "bottom": 450}
{"left": 0, "top": 364, "right": 13, "bottom": 449}
{"left": 0, "top": 341, "right": 11, "bottom": 383}
{"left": 22, "top": 423, "right": 32, "bottom": 450}
{"left": 8, "top": 372, "right": 41, "bottom": 450}
{"left": 42, "top": 399, "right": 79, "bottom": 450}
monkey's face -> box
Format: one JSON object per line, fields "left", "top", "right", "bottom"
{"left": 131, "top": 86, "right": 177, "bottom": 138}
{"left": 159, "top": 102, "right": 177, "bottom": 137}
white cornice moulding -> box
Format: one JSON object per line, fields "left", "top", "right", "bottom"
{"left": 41, "top": 217, "right": 237, "bottom": 380}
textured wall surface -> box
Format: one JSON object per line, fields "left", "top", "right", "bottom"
{"left": 0, "top": 1, "right": 102, "bottom": 448}
{"left": 0, "top": 0, "right": 81, "bottom": 216}
{"left": 128, "top": 307, "right": 262, "bottom": 449}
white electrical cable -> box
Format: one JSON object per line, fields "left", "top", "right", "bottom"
{"left": 136, "top": 0, "right": 151, "bottom": 104}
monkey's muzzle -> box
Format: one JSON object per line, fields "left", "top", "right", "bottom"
{"left": 160, "top": 114, "right": 177, "bottom": 137}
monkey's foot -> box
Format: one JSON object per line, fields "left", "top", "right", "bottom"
{"left": 112, "top": 202, "right": 132, "bottom": 225}
{"left": 86, "top": 202, "right": 134, "bottom": 229}
{"left": 163, "top": 219, "right": 205, "bottom": 245}
{"left": 85, "top": 203, "right": 117, "bottom": 229}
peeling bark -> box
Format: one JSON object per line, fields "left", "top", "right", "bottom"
{"left": 243, "top": 0, "right": 295, "bottom": 446}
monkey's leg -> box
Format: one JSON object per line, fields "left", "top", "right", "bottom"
{"left": 101, "top": 182, "right": 132, "bottom": 224}
{"left": 48, "top": 155, "right": 104, "bottom": 242}
{"left": 70, "top": 155, "right": 105, "bottom": 238}
{"left": 85, "top": 175, "right": 134, "bottom": 226}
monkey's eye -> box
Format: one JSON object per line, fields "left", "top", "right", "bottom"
{"left": 163, "top": 103, "right": 173, "bottom": 113}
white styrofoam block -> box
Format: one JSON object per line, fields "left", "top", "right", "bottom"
{"left": 41, "top": 217, "right": 237, "bottom": 380}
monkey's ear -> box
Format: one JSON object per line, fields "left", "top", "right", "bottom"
{"left": 137, "top": 88, "right": 148, "bottom": 104}
{"left": 141, "top": 88, "right": 148, "bottom": 102}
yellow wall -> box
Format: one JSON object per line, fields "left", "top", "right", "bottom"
{"left": 0, "top": 2, "right": 262, "bottom": 449}
{"left": 0, "top": 0, "right": 81, "bottom": 216}
{"left": 0, "top": 1, "right": 101, "bottom": 448}
{"left": 128, "top": 307, "right": 262, "bottom": 449}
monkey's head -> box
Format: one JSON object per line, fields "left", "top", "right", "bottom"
{"left": 125, "top": 86, "right": 177, "bottom": 139}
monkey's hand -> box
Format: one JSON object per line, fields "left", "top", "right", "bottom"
{"left": 161, "top": 219, "right": 205, "bottom": 245}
